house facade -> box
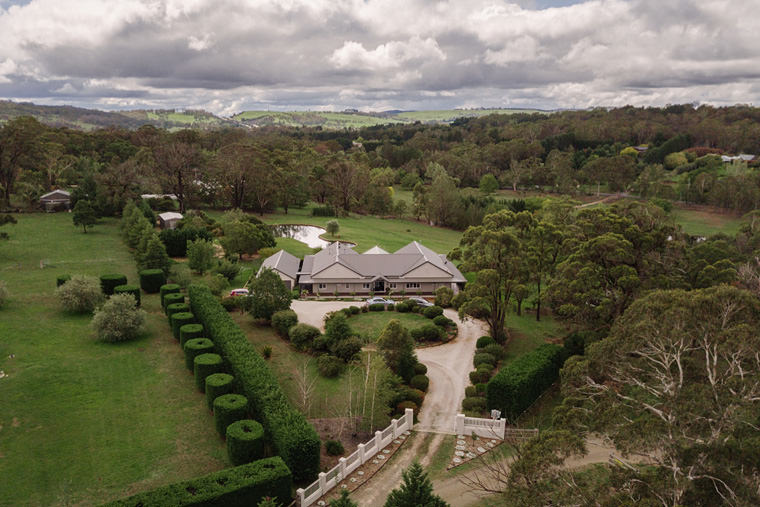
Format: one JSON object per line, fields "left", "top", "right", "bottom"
{"left": 39, "top": 189, "right": 71, "bottom": 211}
{"left": 258, "top": 241, "right": 466, "bottom": 296}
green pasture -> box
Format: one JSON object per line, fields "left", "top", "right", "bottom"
{"left": 346, "top": 311, "right": 433, "bottom": 342}
{"left": 671, "top": 207, "right": 744, "bottom": 237}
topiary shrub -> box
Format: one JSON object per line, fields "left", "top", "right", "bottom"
{"left": 184, "top": 337, "right": 214, "bottom": 370}
{"left": 474, "top": 352, "right": 496, "bottom": 368}
{"left": 271, "top": 309, "right": 298, "bottom": 338}
{"left": 469, "top": 369, "right": 491, "bottom": 384}
{"left": 410, "top": 374, "right": 429, "bottom": 392}
{"left": 324, "top": 439, "right": 344, "bottom": 456}
{"left": 482, "top": 343, "right": 505, "bottom": 360}
{"left": 368, "top": 303, "right": 385, "bottom": 312}
{"left": 423, "top": 305, "right": 444, "bottom": 319}
{"left": 163, "top": 293, "right": 185, "bottom": 312}
{"left": 331, "top": 336, "right": 363, "bottom": 362}
{"left": 476, "top": 336, "right": 495, "bottom": 349}
{"left": 422, "top": 323, "right": 445, "bottom": 341}
{"left": 349, "top": 306, "right": 360, "bottom": 315}
{"left": 317, "top": 355, "right": 345, "bottom": 378}
{"left": 414, "top": 363, "right": 428, "bottom": 375}
{"left": 194, "top": 353, "right": 224, "bottom": 392}
{"left": 100, "top": 274, "right": 127, "bottom": 296}
{"left": 432, "top": 315, "right": 449, "bottom": 327}
{"left": 288, "top": 323, "right": 321, "bottom": 351}
{"left": 166, "top": 302, "right": 190, "bottom": 320}
{"left": 395, "top": 301, "right": 409, "bottom": 313}
{"left": 214, "top": 393, "right": 249, "bottom": 436}
{"left": 171, "top": 312, "right": 195, "bottom": 340}
{"left": 57, "top": 275, "right": 105, "bottom": 313}
{"left": 160, "top": 283, "right": 181, "bottom": 306}
{"left": 476, "top": 383, "right": 487, "bottom": 395}
{"left": 139, "top": 269, "right": 166, "bottom": 293}
{"left": 465, "top": 386, "right": 478, "bottom": 398}
{"left": 226, "top": 419, "right": 265, "bottom": 465}
{"left": 462, "top": 396, "right": 486, "bottom": 412}
{"left": 114, "top": 284, "right": 141, "bottom": 306}
{"left": 91, "top": 293, "right": 146, "bottom": 342}
{"left": 205, "top": 372, "right": 234, "bottom": 410}
{"left": 405, "top": 387, "right": 425, "bottom": 406}
{"left": 56, "top": 274, "right": 71, "bottom": 287}
{"left": 477, "top": 363, "right": 494, "bottom": 375}
{"left": 179, "top": 323, "right": 204, "bottom": 347}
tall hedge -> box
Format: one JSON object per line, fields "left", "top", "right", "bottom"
{"left": 179, "top": 323, "right": 204, "bottom": 347}
{"left": 206, "top": 373, "right": 234, "bottom": 410}
{"left": 486, "top": 343, "right": 565, "bottom": 421}
{"left": 194, "top": 353, "right": 224, "bottom": 392}
{"left": 160, "top": 284, "right": 181, "bottom": 306}
{"left": 184, "top": 338, "right": 215, "bottom": 370}
{"left": 100, "top": 274, "right": 127, "bottom": 296}
{"left": 139, "top": 269, "right": 166, "bottom": 293}
{"left": 164, "top": 293, "right": 185, "bottom": 312}
{"left": 171, "top": 312, "right": 195, "bottom": 340}
{"left": 189, "top": 284, "right": 320, "bottom": 482}
{"left": 166, "top": 302, "right": 190, "bottom": 320}
{"left": 214, "top": 394, "right": 249, "bottom": 436}
{"left": 114, "top": 284, "right": 141, "bottom": 306}
{"left": 227, "top": 419, "right": 265, "bottom": 466}
{"left": 104, "top": 456, "right": 292, "bottom": 507}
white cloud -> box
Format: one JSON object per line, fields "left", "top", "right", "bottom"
{"left": 330, "top": 36, "right": 446, "bottom": 70}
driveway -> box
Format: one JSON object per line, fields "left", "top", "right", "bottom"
{"left": 290, "top": 300, "right": 358, "bottom": 330}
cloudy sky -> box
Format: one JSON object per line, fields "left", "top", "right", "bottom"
{"left": 0, "top": 0, "right": 758, "bottom": 115}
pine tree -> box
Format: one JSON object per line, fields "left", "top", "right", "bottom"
{"left": 384, "top": 461, "right": 448, "bottom": 507}
{"left": 72, "top": 200, "right": 97, "bottom": 233}
{"left": 139, "top": 234, "right": 171, "bottom": 274}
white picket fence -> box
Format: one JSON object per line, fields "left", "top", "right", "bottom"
{"left": 455, "top": 414, "right": 539, "bottom": 441}
{"left": 297, "top": 408, "right": 414, "bottom": 507}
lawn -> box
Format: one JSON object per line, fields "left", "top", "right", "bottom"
{"left": 0, "top": 214, "right": 226, "bottom": 505}
{"left": 670, "top": 207, "right": 744, "bottom": 237}
{"left": 503, "top": 312, "right": 563, "bottom": 364}
{"left": 346, "top": 311, "right": 433, "bottom": 342}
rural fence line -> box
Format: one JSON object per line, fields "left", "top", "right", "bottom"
{"left": 296, "top": 408, "right": 414, "bottom": 507}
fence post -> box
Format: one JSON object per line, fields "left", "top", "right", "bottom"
{"left": 358, "top": 443, "right": 366, "bottom": 464}
{"left": 456, "top": 413, "right": 465, "bottom": 435}
{"left": 318, "top": 472, "right": 327, "bottom": 493}
{"left": 339, "top": 457, "right": 347, "bottom": 480}
{"left": 374, "top": 430, "right": 383, "bottom": 452}
{"left": 391, "top": 418, "right": 399, "bottom": 438}
{"left": 404, "top": 407, "right": 414, "bottom": 430}
{"left": 498, "top": 418, "right": 506, "bottom": 439}
{"left": 297, "top": 488, "right": 305, "bottom": 506}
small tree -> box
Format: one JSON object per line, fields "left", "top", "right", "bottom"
{"left": 330, "top": 489, "right": 358, "bottom": 507}
{"left": 56, "top": 275, "right": 104, "bottom": 313}
{"left": 139, "top": 234, "right": 171, "bottom": 274}
{"left": 326, "top": 219, "right": 340, "bottom": 237}
{"left": 377, "top": 319, "right": 417, "bottom": 382}
{"left": 249, "top": 267, "right": 291, "bottom": 320}
{"left": 479, "top": 173, "right": 499, "bottom": 194}
{"left": 91, "top": 293, "right": 146, "bottom": 342}
{"left": 72, "top": 199, "right": 97, "bottom": 233}
{"left": 384, "top": 461, "right": 448, "bottom": 507}
{"left": 187, "top": 238, "right": 215, "bottom": 274}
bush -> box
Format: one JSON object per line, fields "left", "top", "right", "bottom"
{"left": 214, "top": 260, "right": 240, "bottom": 281}
{"left": 476, "top": 336, "right": 495, "bottom": 349}
{"left": 465, "top": 386, "right": 478, "bottom": 398}
{"left": 100, "top": 274, "right": 128, "bottom": 296}
{"left": 462, "top": 397, "right": 486, "bottom": 412}
{"left": 317, "top": 355, "right": 345, "bottom": 378}
{"left": 205, "top": 372, "right": 234, "bottom": 410}
{"left": 324, "top": 439, "right": 344, "bottom": 456}
{"left": 56, "top": 274, "right": 71, "bottom": 287}
{"left": 476, "top": 383, "right": 487, "bottom": 395}
{"left": 221, "top": 297, "right": 240, "bottom": 312}
{"left": 160, "top": 283, "right": 181, "bottom": 305}
{"left": 262, "top": 346, "right": 272, "bottom": 359}
{"left": 204, "top": 273, "right": 230, "bottom": 297}
{"left": 179, "top": 323, "right": 204, "bottom": 347}
{"left": 482, "top": 343, "right": 505, "bottom": 360}
{"left": 288, "top": 323, "right": 321, "bottom": 351}
{"left": 331, "top": 336, "right": 363, "bottom": 362}
{"left": 395, "top": 301, "right": 410, "bottom": 313}
{"left": 405, "top": 387, "right": 425, "bottom": 406}
{"left": 311, "top": 205, "right": 336, "bottom": 217}
{"left": 227, "top": 419, "right": 265, "bottom": 466}
{"left": 271, "top": 310, "right": 298, "bottom": 338}
{"left": 432, "top": 315, "right": 449, "bottom": 327}
{"left": 171, "top": 312, "right": 195, "bottom": 339}
{"left": 413, "top": 363, "right": 427, "bottom": 375}
{"left": 486, "top": 343, "right": 565, "bottom": 420}
{"left": 348, "top": 306, "right": 360, "bottom": 315}
{"left": 409, "top": 374, "right": 429, "bottom": 392}
{"left": 473, "top": 352, "right": 496, "bottom": 368}
{"left": 396, "top": 401, "right": 418, "bottom": 417}
{"left": 104, "top": 456, "right": 292, "bottom": 507}
{"left": 477, "top": 363, "right": 494, "bottom": 375}
{"left": 434, "top": 286, "right": 454, "bottom": 307}
{"left": 57, "top": 275, "right": 105, "bottom": 313}
{"left": 194, "top": 353, "right": 224, "bottom": 392}
{"left": 469, "top": 369, "right": 491, "bottom": 384}
{"left": 423, "top": 306, "right": 444, "bottom": 319}
{"left": 368, "top": 303, "right": 385, "bottom": 312}
{"left": 166, "top": 302, "right": 190, "bottom": 319}
{"left": 139, "top": 269, "right": 165, "bottom": 293}
{"left": 188, "top": 284, "right": 321, "bottom": 482}
{"left": 169, "top": 263, "right": 192, "bottom": 288}
{"left": 159, "top": 226, "right": 213, "bottom": 257}
{"left": 163, "top": 292, "right": 185, "bottom": 312}
{"left": 184, "top": 338, "right": 215, "bottom": 370}
{"left": 416, "top": 324, "right": 444, "bottom": 342}
{"left": 114, "top": 284, "right": 141, "bottom": 306}
{"left": 311, "top": 334, "right": 330, "bottom": 352}
{"left": 214, "top": 394, "right": 249, "bottom": 436}
{"left": 91, "top": 293, "right": 146, "bottom": 342}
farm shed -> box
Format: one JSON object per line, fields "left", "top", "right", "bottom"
{"left": 158, "top": 212, "right": 183, "bottom": 229}
{"left": 39, "top": 189, "right": 71, "bottom": 212}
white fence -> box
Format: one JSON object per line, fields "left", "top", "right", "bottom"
{"left": 297, "top": 408, "right": 414, "bottom": 507}
{"left": 455, "top": 414, "right": 539, "bottom": 441}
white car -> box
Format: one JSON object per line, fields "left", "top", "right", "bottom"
{"left": 406, "top": 296, "right": 433, "bottom": 307}
{"left": 229, "top": 288, "right": 250, "bottom": 297}
{"left": 366, "top": 296, "right": 395, "bottom": 305}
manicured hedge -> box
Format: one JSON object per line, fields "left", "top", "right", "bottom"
{"left": 271, "top": 309, "right": 298, "bottom": 338}
{"left": 473, "top": 352, "right": 496, "bottom": 368}
{"left": 476, "top": 336, "right": 495, "bottom": 348}
{"left": 56, "top": 274, "right": 71, "bottom": 287}
{"left": 214, "top": 394, "right": 249, "bottom": 436}
{"left": 482, "top": 343, "right": 505, "bottom": 360}
{"left": 164, "top": 293, "right": 185, "bottom": 312}
{"left": 410, "top": 374, "right": 429, "bottom": 392}
{"left": 160, "top": 283, "right": 181, "bottom": 306}
{"left": 139, "top": 268, "right": 166, "bottom": 293}
{"left": 462, "top": 396, "right": 486, "bottom": 412}
{"left": 194, "top": 353, "right": 224, "bottom": 392}
{"left": 206, "top": 373, "right": 234, "bottom": 410}
{"left": 100, "top": 274, "right": 127, "bottom": 295}
{"left": 486, "top": 343, "right": 565, "bottom": 421}
{"left": 180, "top": 323, "right": 204, "bottom": 347}
{"left": 185, "top": 338, "right": 215, "bottom": 370}
{"left": 171, "top": 312, "right": 195, "bottom": 340}
{"left": 423, "top": 305, "right": 444, "bottom": 319}
{"left": 368, "top": 303, "right": 385, "bottom": 312}
{"left": 288, "top": 323, "right": 321, "bottom": 351}
{"left": 414, "top": 363, "right": 427, "bottom": 375}
{"left": 189, "top": 284, "right": 320, "bottom": 482}
{"left": 114, "top": 284, "right": 141, "bottom": 306}
{"left": 105, "top": 456, "right": 292, "bottom": 507}
{"left": 227, "top": 419, "right": 265, "bottom": 466}
{"left": 166, "top": 302, "right": 190, "bottom": 320}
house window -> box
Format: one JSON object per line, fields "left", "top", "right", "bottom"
{"left": 346, "top": 284, "right": 350, "bottom": 289}
{"left": 362, "top": 283, "right": 370, "bottom": 289}
{"left": 318, "top": 283, "right": 327, "bottom": 289}
{"left": 389, "top": 283, "right": 397, "bottom": 289}
{"left": 406, "top": 282, "right": 420, "bottom": 289}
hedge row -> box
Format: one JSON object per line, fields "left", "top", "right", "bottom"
{"left": 227, "top": 419, "right": 265, "bottom": 466}
{"left": 139, "top": 269, "right": 166, "bottom": 293}
{"left": 104, "top": 456, "right": 292, "bottom": 507}
{"left": 100, "top": 274, "right": 127, "bottom": 296}
{"left": 188, "top": 284, "right": 320, "bottom": 482}
{"left": 486, "top": 343, "right": 565, "bottom": 421}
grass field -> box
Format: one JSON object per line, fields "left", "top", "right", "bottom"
{"left": 671, "top": 207, "right": 744, "bottom": 237}
{"left": 0, "top": 214, "right": 226, "bottom": 506}
{"left": 346, "top": 311, "right": 433, "bottom": 342}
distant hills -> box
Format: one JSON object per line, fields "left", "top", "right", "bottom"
{"left": 0, "top": 100, "right": 545, "bottom": 131}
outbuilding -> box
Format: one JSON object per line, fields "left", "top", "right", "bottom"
{"left": 158, "top": 211, "right": 183, "bottom": 229}
{"left": 39, "top": 189, "right": 71, "bottom": 212}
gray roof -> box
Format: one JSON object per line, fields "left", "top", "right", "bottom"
{"left": 364, "top": 245, "right": 389, "bottom": 255}
{"left": 40, "top": 189, "right": 70, "bottom": 200}
{"left": 158, "top": 212, "right": 183, "bottom": 221}
{"left": 259, "top": 249, "right": 300, "bottom": 280}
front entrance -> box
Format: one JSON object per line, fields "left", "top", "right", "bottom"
{"left": 373, "top": 280, "right": 385, "bottom": 293}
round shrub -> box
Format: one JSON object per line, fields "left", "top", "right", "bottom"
{"left": 179, "top": 323, "right": 204, "bottom": 347}
{"left": 423, "top": 306, "right": 444, "bottom": 319}
{"left": 462, "top": 396, "right": 486, "bottom": 412}
{"left": 405, "top": 387, "right": 425, "bottom": 406}
{"left": 434, "top": 286, "right": 454, "bottom": 307}
{"left": 166, "top": 302, "right": 190, "bottom": 320}
{"left": 114, "top": 284, "right": 141, "bottom": 306}
{"left": 271, "top": 309, "right": 298, "bottom": 338}
{"left": 476, "top": 336, "right": 495, "bottom": 349}
{"left": 387, "top": 303, "right": 395, "bottom": 311}
{"left": 477, "top": 363, "right": 494, "bottom": 375}
{"left": 349, "top": 306, "right": 360, "bottom": 315}
{"left": 139, "top": 269, "right": 166, "bottom": 293}
{"left": 396, "top": 400, "right": 418, "bottom": 416}
{"left": 482, "top": 343, "right": 505, "bottom": 360}
{"left": 410, "top": 328, "right": 423, "bottom": 341}
{"left": 414, "top": 363, "right": 428, "bottom": 375}
{"left": 226, "top": 419, "right": 264, "bottom": 465}
{"left": 57, "top": 275, "right": 104, "bottom": 313}
{"left": 317, "top": 355, "right": 344, "bottom": 378}
{"left": 91, "top": 293, "right": 146, "bottom": 342}
{"left": 419, "top": 324, "right": 444, "bottom": 342}
{"left": 476, "top": 383, "right": 487, "bottom": 394}
{"left": 432, "top": 315, "right": 449, "bottom": 327}
{"left": 194, "top": 353, "right": 224, "bottom": 392}
{"left": 469, "top": 369, "right": 491, "bottom": 384}
{"left": 324, "top": 439, "right": 344, "bottom": 456}
{"left": 395, "top": 302, "right": 409, "bottom": 313}
{"left": 220, "top": 297, "right": 239, "bottom": 312}
{"left": 100, "top": 274, "right": 127, "bottom": 296}
{"left": 361, "top": 305, "right": 368, "bottom": 313}
{"left": 410, "top": 374, "right": 429, "bottom": 392}
{"left": 288, "top": 323, "right": 321, "bottom": 351}
{"left": 465, "top": 386, "right": 478, "bottom": 398}
{"left": 205, "top": 373, "right": 234, "bottom": 410}
{"left": 332, "top": 336, "right": 363, "bottom": 362}
{"left": 171, "top": 312, "right": 194, "bottom": 340}
{"left": 473, "top": 352, "right": 496, "bottom": 368}
{"left": 160, "top": 284, "right": 181, "bottom": 306}
{"left": 56, "top": 274, "right": 71, "bottom": 287}
{"left": 368, "top": 303, "right": 385, "bottom": 312}
{"left": 214, "top": 393, "right": 248, "bottom": 436}
{"left": 163, "top": 292, "right": 185, "bottom": 312}
{"left": 185, "top": 338, "right": 214, "bottom": 370}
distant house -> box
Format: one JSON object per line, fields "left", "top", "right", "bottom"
{"left": 258, "top": 249, "right": 300, "bottom": 290}
{"left": 140, "top": 193, "right": 178, "bottom": 201}
{"left": 721, "top": 154, "right": 756, "bottom": 162}
{"left": 158, "top": 212, "right": 183, "bottom": 229}
{"left": 39, "top": 189, "right": 71, "bottom": 212}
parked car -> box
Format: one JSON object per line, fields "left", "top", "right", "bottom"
{"left": 229, "top": 288, "right": 250, "bottom": 297}
{"left": 406, "top": 296, "right": 433, "bottom": 307}
{"left": 365, "top": 296, "right": 395, "bottom": 306}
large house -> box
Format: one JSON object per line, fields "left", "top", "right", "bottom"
{"left": 258, "top": 241, "right": 466, "bottom": 295}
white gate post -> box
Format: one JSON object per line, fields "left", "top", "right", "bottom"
{"left": 297, "top": 488, "right": 305, "bottom": 505}
{"left": 498, "top": 418, "right": 506, "bottom": 439}
{"left": 374, "top": 430, "right": 383, "bottom": 451}
{"left": 391, "top": 418, "right": 399, "bottom": 438}
{"left": 404, "top": 407, "right": 414, "bottom": 430}
{"left": 455, "top": 413, "right": 465, "bottom": 435}
{"left": 358, "top": 443, "right": 366, "bottom": 464}
{"left": 339, "top": 457, "right": 347, "bottom": 479}
{"left": 318, "top": 472, "right": 327, "bottom": 493}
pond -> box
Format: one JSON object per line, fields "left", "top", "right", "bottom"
{"left": 271, "top": 224, "right": 331, "bottom": 249}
